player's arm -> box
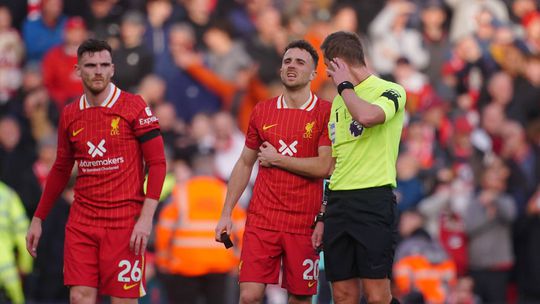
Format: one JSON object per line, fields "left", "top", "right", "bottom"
{"left": 27, "top": 119, "right": 75, "bottom": 257}
{"left": 258, "top": 143, "right": 332, "bottom": 178}
{"left": 215, "top": 146, "right": 257, "bottom": 241}
{"left": 327, "top": 58, "right": 388, "bottom": 127}
{"left": 130, "top": 131, "right": 166, "bottom": 255}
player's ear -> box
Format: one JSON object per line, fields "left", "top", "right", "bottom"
{"left": 310, "top": 70, "right": 316, "bottom": 80}
{"left": 111, "top": 63, "right": 115, "bottom": 78}
{"left": 75, "top": 64, "right": 81, "bottom": 77}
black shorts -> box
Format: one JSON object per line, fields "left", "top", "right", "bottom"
{"left": 322, "top": 186, "right": 398, "bottom": 281}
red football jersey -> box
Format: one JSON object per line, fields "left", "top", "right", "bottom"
{"left": 245, "top": 93, "right": 331, "bottom": 235}
{"left": 58, "top": 84, "right": 159, "bottom": 228}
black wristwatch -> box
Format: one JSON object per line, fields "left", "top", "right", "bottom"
{"left": 311, "top": 211, "right": 325, "bottom": 228}
{"left": 337, "top": 81, "right": 354, "bottom": 95}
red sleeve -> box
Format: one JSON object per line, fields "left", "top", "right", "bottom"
{"left": 141, "top": 135, "right": 166, "bottom": 200}
{"left": 318, "top": 101, "right": 332, "bottom": 147}
{"left": 131, "top": 96, "right": 160, "bottom": 137}
{"left": 34, "top": 113, "right": 75, "bottom": 220}
{"left": 245, "top": 104, "right": 262, "bottom": 150}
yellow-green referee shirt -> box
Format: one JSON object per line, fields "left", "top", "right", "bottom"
{"left": 328, "top": 75, "right": 406, "bottom": 190}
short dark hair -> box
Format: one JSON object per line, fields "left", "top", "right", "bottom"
{"left": 321, "top": 31, "right": 366, "bottom": 66}
{"left": 77, "top": 39, "right": 112, "bottom": 60}
{"left": 284, "top": 40, "right": 319, "bottom": 67}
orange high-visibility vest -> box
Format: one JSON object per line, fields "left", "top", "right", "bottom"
{"left": 155, "top": 176, "right": 245, "bottom": 276}
{"left": 394, "top": 255, "right": 457, "bottom": 304}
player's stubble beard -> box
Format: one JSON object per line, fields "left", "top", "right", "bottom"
{"left": 281, "top": 77, "right": 310, "bottom": 92}
{"left": 86, "top": 77, "right": 109, "bottom": 95}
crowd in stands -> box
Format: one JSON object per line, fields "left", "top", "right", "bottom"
{"left": 1, "top": 0, "right": 540, "bottom": 303}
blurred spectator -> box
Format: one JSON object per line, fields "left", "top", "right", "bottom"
{"left": 393, "top": 57, "right": 439, "bottom": 115}
{"left": 473, "top": 8, "right": 500, "bottom": 52}
{"left": 511, "top": 54, "right": 540, "bottom": 126}
{"left": 84, "top": 0, "right": 123, "bottom": 46}
{"left": 245, "top": 6, "right": 287, "bottom": 84}
{"left": 502, "top": 121, "right": 540, "bottom": 214}
{"left": 212, "top": 111, "right": 246, "bottom": 181}
{"left": 446, "top": 0, "right": 509, "bottom": 43}
{"left": 304, "top": 3, "right": 363, "bottom": 94}
{"left": 171, "top": 38, "right": 269, "bottom": 133}
{"left": 471, "top": 102, "right": 507, "bottom": 156}
{"left": 395, "top": 153, "right": 425, "bottom": 212}
{"left": 203, "top": 19, "right": 252, "bottom": 82}
{"left": 223, "top": 0, "right": 272, "bottom": 41}
{"left": 488, "top": 23, "right": 526, "bottom": 73}
{"left": 514, "top": 186, "right": 540, "bottom": 303}
{"left": 0, "top": 182, "right": 33, "bottom": 304}
{"left": 0, "top": 5, "right": 24, "bottom": 105}
{"left": 137, "top": 74, "right": 167, "bottom": 108}
{"left": 369, "top": 0, "right": 429, "bottom": 76}
{"left": 32, "top": 134, "right": 57, "bottom": 189}
{"left": 522, "top": 10, "right": 540, "bottom": 54}
{"left": 143, "top": 0, "right": 174, "bottom": 59}
{"left": 0, "top": 116, "right": 41, "bottom": 216}
{"left": 42, "top": 16, "right": 87, "bottom": 110}
{"left": 394, "top": 209, "right": 457, "bottom": 303}
{"left": 417, "top": 166, "right": 472, "bottom": 276}
{"left": 419, "top": 0, "right": 452, "bottom": 100}
{"left": 154, "top": 22, "right": 222, "bottom": 122}
{"left": 190, "top": 112, "right": 215, "bottom": 152}
{"left": 442, "top": 35, "right": 496, "bottom": 96}
{"left": 477, "top": 71, "right": 515, "bottom": 120}
{"left": 26, "top": 173, "right": 73, "bottom": 304}
{"left": 155, "top": 149, "right": 245, "bottom": 304}
{"left": 153, "top": 101, "right": 187, "bottom": 152}
{"left": 446, "top": 276, "right": 482, "bottom": 304}
{"left": 181, "top": 0, "right": 215, "bottom": 49}
{"left": 112, "top": 11, "right": 154, "bottom": 92}
{"left": 464, "top": 156, "right": 516, "bottom": 304}
{"left": 22, "top": 0, "right": 67, "bottom": 63}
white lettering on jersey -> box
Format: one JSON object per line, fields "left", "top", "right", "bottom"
{"left": 139, "top": 116, "right": 158, "bottom": 126}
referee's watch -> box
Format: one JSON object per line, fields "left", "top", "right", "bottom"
{"left": 337, "top": 81, "right": 354, "bottom": 95}
{"left": 311, "top": 212, "right": 325, "bottom": 228}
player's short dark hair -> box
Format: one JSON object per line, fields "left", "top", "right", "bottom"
{"left": 77, "top": 39, "right": 112, "bottom": 60}
{"left": 321, "top": 31, "right": 366, "bottom": 66}
{"left": 284, "top": 40, "right": 319, "bottom": 67}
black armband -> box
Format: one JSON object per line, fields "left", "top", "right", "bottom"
{"left": 137, "top": 129, "right": 161, "bottom": 143}
{"left": 337, "top": 81, "right": 354, "bottom": 95}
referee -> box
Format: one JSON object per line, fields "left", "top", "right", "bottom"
{"left": 315, "top": 31, "right": 406, "bottom": 304}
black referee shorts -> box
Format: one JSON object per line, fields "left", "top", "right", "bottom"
{"left": 322, "top": 185, "right": 398, "bottom": 282}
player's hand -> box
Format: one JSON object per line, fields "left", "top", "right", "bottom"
{"left": 326, "top": 57, "right": 353, "bottom": 86}
{"left": 215, "top": 215, "right": 233, "bottom": 242}
{"left": 258, "top": 141, "right": 278, "bottom": 167}
{"left": 26, "top": 217, "right": 42, "bottom": 258}
{"left": 311, "top": 222, "right": 324, "bottom": 251}
{"left": 130, "top": 216, "right": 152, "bottom": 255}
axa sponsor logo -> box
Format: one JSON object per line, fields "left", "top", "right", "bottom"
{"left": 278, "top": 140, "right": 298, "bottom": 156}
{"left": 87, "top": 139, "right": 106, "bottom": 158}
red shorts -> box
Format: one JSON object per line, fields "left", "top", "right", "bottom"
{"left": 239, "top": 226, "right": 319, "bottom": 295}
{"left": 64, "top": 221, "right": 146, "bottom": 298}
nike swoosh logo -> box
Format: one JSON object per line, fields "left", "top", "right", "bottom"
{"left": 72, "top": 128, "right": 84, "bottom": 136}
{"left": 263, "top": 124, "right": 277, "bottom": 131}
{"left": 123, "top": 282, "right": 139, "bottom": 290}
{"left": 308, "top": 281, "right": 316, "bottom": 288}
